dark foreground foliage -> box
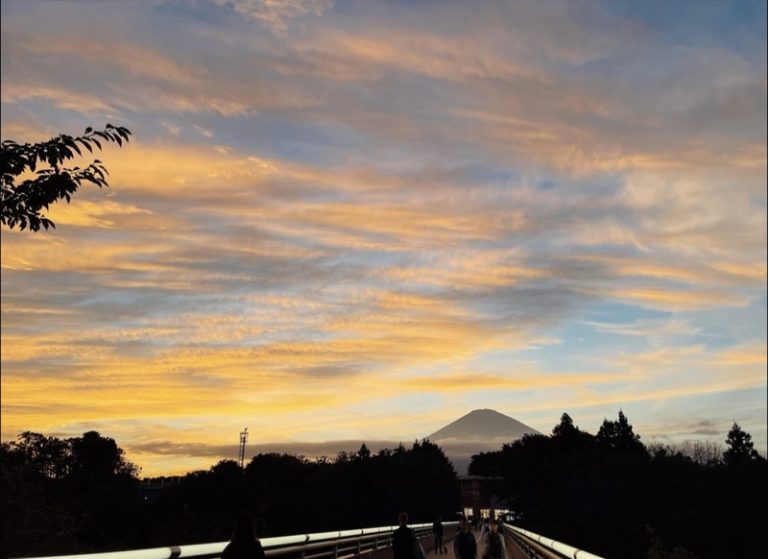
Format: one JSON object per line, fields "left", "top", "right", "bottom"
{"left": 1, "top": 125, "right": 131, "bottom": 231}
{"left": 469, "top": 413, "right": 768, "bottom": 559}
{"left": 1, "top": 431, "right": 141, "bottom": 558}
{"left": 1, "top": 436, "right": 459, "bottom": 558}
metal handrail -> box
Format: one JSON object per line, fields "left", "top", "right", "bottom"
{"left": 19, "top": 522, "right": 459, "bottom": 559}
{"left": 503, "top": 525, "right": 605, "bottom": 559}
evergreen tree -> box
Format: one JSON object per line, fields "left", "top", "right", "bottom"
{"left": 723, "top": 422, "right": 760, "bottom": 464}
{"left": 550, "top": 412, "right": 594, "bottom": 454}
{"left": 552, "top": 413, "right": 578, "bottom": 437}
{"left": 357, "top": 443, "right": 371, "bottom": 460}
{"left": 596, "top": 410, "right": 645, "bottom": 453}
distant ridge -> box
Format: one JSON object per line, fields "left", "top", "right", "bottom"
{"left": 425, "top": 409, "right": 541, "bottom": 474}
{"left": 427, "top": 408, "right": 541, "bottom": 441}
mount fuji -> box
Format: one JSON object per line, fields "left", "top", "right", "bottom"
{"left": 426, "top": 409, "right": 541, "bottom": 474}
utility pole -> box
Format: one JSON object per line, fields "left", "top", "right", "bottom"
{"left": 238, "top": 427, "right": 248, "bottom": 468}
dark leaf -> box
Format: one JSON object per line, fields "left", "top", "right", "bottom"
{"left": 65, "top": 138, "right": 82, "bottom": 156}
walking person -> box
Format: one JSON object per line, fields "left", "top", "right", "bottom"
{"left": 453, "top": 519, "right": 477, "bottom": 559}
{"left": 222, "top": 511, "right": 266, "bottom": 559}
{"left": 480, "top": 519, "right": 506, "bottom": 559}
{"left": 393, "top": 512, "right": 426, "bottom": 559}
{"left": 433, "top": 515, "right": 447, "bottom": 554}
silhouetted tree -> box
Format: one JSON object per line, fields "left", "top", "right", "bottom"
{"left": 1, "top": 431, "right": 142, "bottom": 557}
{"left": 402, "top": 439, "right": 460, "bottom": 521}
{"left": 357, "top": 443, "right": 371, "bottom": 460}
{"left": 552, "top": 413, "right": 578, "bottom": 437}
{"left": 8, "top": 431, "right": 72, "bottom": 479}
{"left": 687, "top": 441, "right": 723, "bottom": 465}
{"left": 1, "top": 125, "right": 131, "bottom": 231}
{"left": 69, "top": 431, "right": 140, "bottom": 482}
{"left": 723, "top": 422, "right": 761, "bottom": 465}
{"left": 65, "top": 432, "right": 142, "bottom": 551}
{"left": 0, "top": 442, "right": 78, "bottom": 558}
{"left": 242, "top": 453, "right": 315, "bottom": 535}
{"left": 13, "top": 421, "right": 765, "bottom": 559}
{"left": 335, "top": 450, "right": 353, "bottom": 463}
{"left": 551, "top": 413, "right": 594, "bottom": 453}
{"left": 468, "top": 412, "right": 767, "bottom": 559}
{"left": 595, "top": 410, "right": 645, "bottom": 453}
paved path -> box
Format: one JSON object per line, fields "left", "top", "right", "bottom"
{"left": 423, "top": 529, "right": 527, "bottom": 559}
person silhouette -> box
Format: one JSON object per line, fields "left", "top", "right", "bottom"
{"left": 453, "top": 519, "right": 477, "bottom": 559}
{"left": 480, "top": 519, "right": 505, "bottom": 559}
{"left": 433, "top": 515, "right": 446, "bottom": 554}
{"left": 222, "top": 511, "right": 266, "bottom": 559}
{"left": 393, "top": 512, "right": 425, "bottom": 559}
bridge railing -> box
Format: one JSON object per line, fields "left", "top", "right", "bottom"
{"left": 18, "top": 521, "right": 459, "bottom": 559}
{"left": 502, "top": 524, "right": 605, "bottom": 559}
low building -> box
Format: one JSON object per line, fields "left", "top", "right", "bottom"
{"left": 458, "top": 475, "right": 508, "bottom": 521}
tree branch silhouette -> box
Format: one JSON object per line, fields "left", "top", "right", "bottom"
{"left": 1, "top": 124, "right": 132, "bottom": 231}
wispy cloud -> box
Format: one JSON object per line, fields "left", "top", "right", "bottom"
{"left": 216, "top": 0, "right": 333, "bottom": 34}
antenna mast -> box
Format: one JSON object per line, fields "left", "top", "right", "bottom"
{"left": 238, "top": 427, "right": 248, "bottom": 468}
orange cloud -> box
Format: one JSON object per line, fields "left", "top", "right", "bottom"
{"left": 0, "top": 84, "right": 116, "bottom": 114}
{"left": 604, "top": 287, "right": 749, "bottom": 311}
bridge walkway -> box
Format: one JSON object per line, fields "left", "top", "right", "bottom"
{"left": 422, "top": 528, "right": 527, "bottom": 559}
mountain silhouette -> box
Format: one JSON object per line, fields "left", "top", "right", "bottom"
{"left": 425, "top": 409, "right": 541, "bottom": 474}
{"left": 427, "top": 408, "right": 541, "bottom": 441}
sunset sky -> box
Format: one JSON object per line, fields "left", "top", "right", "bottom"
{"left": 1, "top": 0, "right": 766, "bottom": 477}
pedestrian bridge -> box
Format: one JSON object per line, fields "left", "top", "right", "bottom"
{"left": 19, "top": 521, "right": 605, "bottom": 559}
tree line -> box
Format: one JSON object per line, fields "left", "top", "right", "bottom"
{"left": 2, "top": 414, "right": 765, "bottom": 559}
{"left": 468, "top": 411, "right": 767, "bottom": 559}
{"left": 1, "top": 431, "right": 141, "bottom": 557}
{"left": 1, "top": 436, "right": 459, "bottom": 558}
